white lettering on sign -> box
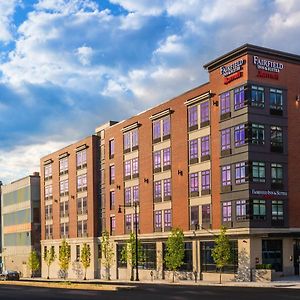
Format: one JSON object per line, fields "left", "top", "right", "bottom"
{"left": 220, "top": 59, "right": 245, "bottom": 77}
{"left": 253, "top": 56, "right": 284, "bottom": 73}
{"left": 251, "top": 189, "right": 288, "bottom": 197}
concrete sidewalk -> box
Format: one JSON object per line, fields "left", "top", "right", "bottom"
{"left": 20, "top": 275, "right": 300, "bottom": 289}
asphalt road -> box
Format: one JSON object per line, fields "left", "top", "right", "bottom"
{"left": 0, "top": 284, "right": 299, "bottom": 300}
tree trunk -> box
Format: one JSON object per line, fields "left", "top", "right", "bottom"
{"left": 47, "top": 265, "right": 50, "bottom": 280}
{"left": 219, "top": 267, "right": 222, "bottom": 284}
{"left": 106, "top": 267, "right": 110, "bottom": 280}
{"left": 84, "top": 268, "right": 87, "bottom": 280}
{"left": 172, "top": 270, "right": 175, "bottom": 283}
{"left": 130, "top": 266, "right": 134, "bottom": 281}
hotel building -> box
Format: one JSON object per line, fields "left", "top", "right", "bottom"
{"left": 41, "top": 44, "right": 300, "bottom": 281}
{"left": 1, "top": 173, "right": 41, "bottom": 277}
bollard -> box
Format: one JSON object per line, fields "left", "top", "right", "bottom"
{"left": 150, "top": 270, "right": 154, "bottom": 281}
{"left": 193, "top": 270, "right": 197, "bottom": 283}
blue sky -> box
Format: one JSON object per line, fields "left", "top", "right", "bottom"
{"left": 1, "top": 0, "right": 300, "bottom": 184}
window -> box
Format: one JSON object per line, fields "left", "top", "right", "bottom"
{"left": 59, "top": 158, "right": 68, "bottom": 174}
{"left": 200, "top": 101, "right": 210, "bottom": 126}
{"left": 201, "top": 170, "right": 210, "bottom": 192}
{"left": 78, "top": 219, "right": 88, "bottom": 237}
{"left": 221, "top": 128, "right": 231, "bottom": 151}
{"left": 189, "top": 172, "right": 199, "bottom": 196}
{"left": 133, "top": 213, "right": 139, "bottom": 229}
{"left": 76, "top": 245, "right": 80, "bottom": 261}
{"left": 222, "top": 201, "right": 232, "bottom": 222}
{"left": 132, "top": 129, "right": 138, "bottom": 149}
{"left": 270, "top": 89, "right": 283, "bottom": 113}
{"left": 234, "top": 124, "right": 246, "bottom": 147}
{"left": 234, "top": 86, "right": 245, "bottom": 110}
{"left": 201, "top": 135, "right": 210, "bottom": 159}
{"left": 251, "top": 85, "right": 264, "bottom": 107}
{"left": 132, "top": 158, "right": 139, "bottom": 177}
{"left": 262, "top": 240, "right": 283, "bottom": 272}
{"left": 179, "top": 242, "right": 193, "bottom": 271}
{"left": 60, "top": 179, "right": 69, "bottom": 196}
{"left": 76, "top": 149, "right": 87, "bottom": 168}
{"left": 163, "top": 178, "right": 171, "bottom": 198}
{"left": 77, "top": 197, "right": 87, "bottom": 214}
{"left": 117, "top": 244, "right": 127, "bottom": 268}
{"left": 252, "top": 162, "right": 265, "bottom": 182}
{"left": 45, "top": 224, "right": 53, "bottom": 239}
{"left": 221, "top": 165, "right": 231, "bottom": 186}
{"left": 124, "top": 160, "right": 131, "bottom": 178}
{"left": 77, "top": 174, "right": 87, "bottom": 191}
{"left": 271, "top": 163, "right": 283, "bottom": 186}
{"left": 45, "top": 204, "right": 52, "bottom": 220}
{"left": 272, "top": 200, "right": 284, "bottom": 223}
{"left": 188, "top": 105, "right": 198, "bottom": 129}
{"left": 124, "top": 129, "right": 139, "bottom": 153}
{"left": 220, "top": 91, "right": 230, "bottom": 116}
{"left": 190, "top": 206, "right": 199, "bottom": 228}
{"left": 270, "top": 126, "right": 283, "bottom": 152}
{"left": 44, "top": 163, "right": 52, "bottom": 179}
{"left": 110, "top": 191, "right": 115, "bottom": 210}
{"left": 45, "top": 185, "right": 53, "bottom": 199}
{"left": 153, "top": 120, "right": 161, "bottom": 140}
{"left": 163, "top": 116, "right": 170, "bottom": 138}
{"left": 109, "top": 139, "right": 115, "bottom": 159}
{"left": 163, "top": 148, "right": 171, "bottom": 169}
{"left": 189, "top": 139, "right": 198, "bottom": 163}
{"left": 153, "top": 151, "right": 161, "bottom": 171}
{"left": 109, "top": 165, "right": 115, "bottom": 184}
{"left": 60, "top": 222, "right": 69, "bottom": 238}
{"left": 202, "top": 204, "right": 211, "bottom": 224}
{"left": 125, "top": 187, "right": 131, "bottom": 206}
{"left": 124, "top": 132, "right": 131, "bottom": 152}
{"left": 125, "top": 214, "right": 132, "bottom": 233}
{"left": 236, "top": 200, "right": 249, "bottom": 221}
{"left": 141, "top": 243, "right": 157, "bottom": 269}
{"left": 154, "top": 210, "right": 162, "bottom": 231}
{"left": 133, "top": 186, "right": 139, "bottom": 203}
{"left": 235, "top": 162, "right": 246, "bottom": 184}
{"left": 110, "top": 216, "right": 116, "bottom": 234}
{"left": 251, "top": 124, "right": 265, "bottom": 144}
{"left": 154, "top": 181, "right": 162, "bottom": 201}
{"left": 164, "top": 209, "right": 172, "bottom": 229}
{"left": 60, "top": 201, "right": 69, "bottom": 217}
{"left": 253, "top": 200, "right": 266, "bottom": 220}
{"left": 153, "top": 116, "right": 171, "bottom": 142}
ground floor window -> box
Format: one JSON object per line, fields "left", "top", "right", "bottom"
{"left": 262, "top": 239, "right": 282, "bottom": 272}
{"left": 200, "top": 240, "right": 238, "bottom": 273}
{"left": 141, "top": 243, "right": 156, "bottom": 270}
{"left": 117, "top": 244, "right": 127, "bottom": 268}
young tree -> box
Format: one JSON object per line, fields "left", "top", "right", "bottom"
{"left": 164, "top": 228, "right": 185, "bottom": 283}
{"left": 28, "top": 250, "right": 40, "bottom": 278}
{"left": 211, "top": 226, "right": 232, "bottom": 284}
{"left": 44, "top": 246, "right": 56, "bottom": 279}
{"left": 80, "top": 243, "right": 91, "bottom": 280}
{"left": 121, "top": 232, "right": 145, "bottom": 281}
{"left": 101, "top": 231, "right": 114, "bottom": 280}
{"left": 59, "top": 239, "right": 71, "bottom": 280}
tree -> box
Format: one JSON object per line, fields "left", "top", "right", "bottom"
{"left": 59, "top": 239, "right": 71, "bottom": 279}
{"left": 211, "top": 226, "right": 232, "bottom": 284}
{"left": 44, "top": 246, "right": 56, "bottom": 279}
{"left": 164, "top": 228, "right": 185, "bottom": 283}
{"left": 80, "top": 243, "right": 91, "bottom": 280}
{"left": 101, "top": 231, "right": 114, "bottom": 280}
{"left": 28, "top": 250, "right": 40, "bottom": 278}
{"left": 121, "top": 232, "right": 145, "bottom": 281}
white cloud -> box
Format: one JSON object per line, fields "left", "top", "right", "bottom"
{"left": 75, "top": 45, "right": 93, "bottom": 66}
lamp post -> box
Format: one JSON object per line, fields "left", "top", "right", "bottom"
{"left": 118, "top": 201, "right": 139, "bottom": 281}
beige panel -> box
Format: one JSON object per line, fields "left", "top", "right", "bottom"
{"left": 189, "top": 196, "right": 211, "bottom": 206}
{"left": 154, "top": 201, "right": 172, "bottom": 211}
{"left": 153, "top": 140, "right": 171, "bottom": 152}
{"left": 59, "top": 195, "right": 69, "bottom": 202}
{"left": 2, "top": 200, "right": 31, "bottom": 214}
{"left": 77, "top": 168, "right": 87, "bottom": 176}
{"left": 188, "top": 127, "right": 210, "bottom": 140}
{"left": 45, "top": 219, "right": 53, "bottom": 226}
{"left": 77, "top": 214, "right": 88, "bottom": 222}
{"left": 2, "top": 177, "right": 31, "bottom": 193}
{"left": 77, "top": 190, "right": 88, "bottom": 198}
{"left": 60, "top": 216, "right": 69, "bottom": 223}
{"left": 59, "top": 174, "right": 68, "bottom": 181}
{"left": 124, "top": 178, "right": 139, "bottom": 188}
{"left": 189, "top": 162, "right": 211, "bottom": 173}
{"left": 124, "top": 151, "right": 139, "bottom": 161}
{"left": 153, "top": 170, "right": 171, "bottom": 181}
{"left": 3, "top": 223, "right": 32, "bottom": 234}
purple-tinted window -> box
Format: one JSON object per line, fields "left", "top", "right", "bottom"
{"left": 221, "top": 165, "right": 231, "bottom": 186}
{"left": 110, "top": 165, "right": 115, "bottom": 183}
{"left": 154, "top": 181, "right": 162, "bottom": 199}
{"left": 133, "top": 213, "right": 139, "bottom": 228}
{"left": 190, "top": 206, "right": 199, "bottom": 226}
{"left": 124, "top": 132, "right": 131, "bottom": 150}
{"left": 76, "top": 149, "right": 87, "bottom": 167}
{"left": 45, "top": 163, "right": 52, "bottom": 178}
{"left": 109, "top": 139, "right": 115, "bottom": 158}
{"left": 132, "top": 129, "right": 138, "bottom": 148}
{"left": 200, "top": 101, "right": 209, "bottom": 124}
{"left": 222, "top": 201, "right": 232, "bottom": 222}
{"left": 234, "top": 87, "right": 245, "bottom": 110}
{"left": 125, "top": 187, "right": 131, "bottom": 205}
{"left": 234, "top": 124, "right": 245, "bottom": 147}
{"left": 235, "top": 162, "right": 246, "bottom": 184}
{"left": 201, "top": 170, "right": 210, "bottom": 191}
{"left": 189, "top": 139, "right": 198, "bottom": 160}
{"left": 110, "top": 191, "right": 115, "bottom": 209}
{"left": 201, "top": 136, "right": 210, "bottom": 157}
{"left": 155, "top": 210, "right": 162, "bottom": 228}
{"left": 153, "top": 151, "right": 161, "bottom": 169}
{"left": 163, "top": 148, "right": 171, "bottom": 167}
{"left": 110, "top": 216, "right": 116, "bottom": 232}
{"left": 124, "top": 161, "right": 131, "bottom": 177}
{"left": 189, "top": 172, "right": 199, "bottom": 194}
{"left": 202, "top": 204, "right": 211, "bottom": 223}
{"left": 163, "top": 178, "right": 171, "bottom": 197}
{"left": 153, "top": 120, "right": 161, "bottom": 140}
{"left": 221, "top": 128, "right": 231, "bottom": 151}
{"left": 220, "top": 91, "right": 230, "bottom": 115}
{"left": 133, "top": 186, "right": 139, "bottom": 203}
{"left": 163, "top": 116, "right": 170, "bottom": 137}
{"left": 125, "top": 214, "right": 132, "bottom": 229}
{"left": 188, "top": 105, "right": 198, "bottom": 128}
{"left": 132, "top": 158, "right": 138, "bottom": 175}
{"left": 164, "top": 209, "right": 172, "bottom": 227}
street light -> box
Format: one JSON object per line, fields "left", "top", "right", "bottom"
{"left": 118, "top": 201, "right": 139, "bottom": 281}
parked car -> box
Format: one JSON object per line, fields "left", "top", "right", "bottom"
{"left": 0, "top": 270, "right": 20, "bottom": 281}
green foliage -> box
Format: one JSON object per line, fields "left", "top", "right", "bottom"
{"left": 256, "top": 264, "right": 273, "bottom": 270}
{"left": 211, "top": 226, "right": 232, "bottom": 283}
{"left": 59, "top": 239, "right": 71, "bottom": 279}
{"left": 44, "top": 246, "right": 56, "bottom": 279}
{"left": 101, "top": 231, "right": 114, "bottom": 280}
{"left": 164, "top": 228, "right": 185, "bottom": 282}
{"left": 80, "top": 243, "right": 91, "bottom": 280}
{"left": 28, "top": 250, "right": 40, "bottom": 277}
